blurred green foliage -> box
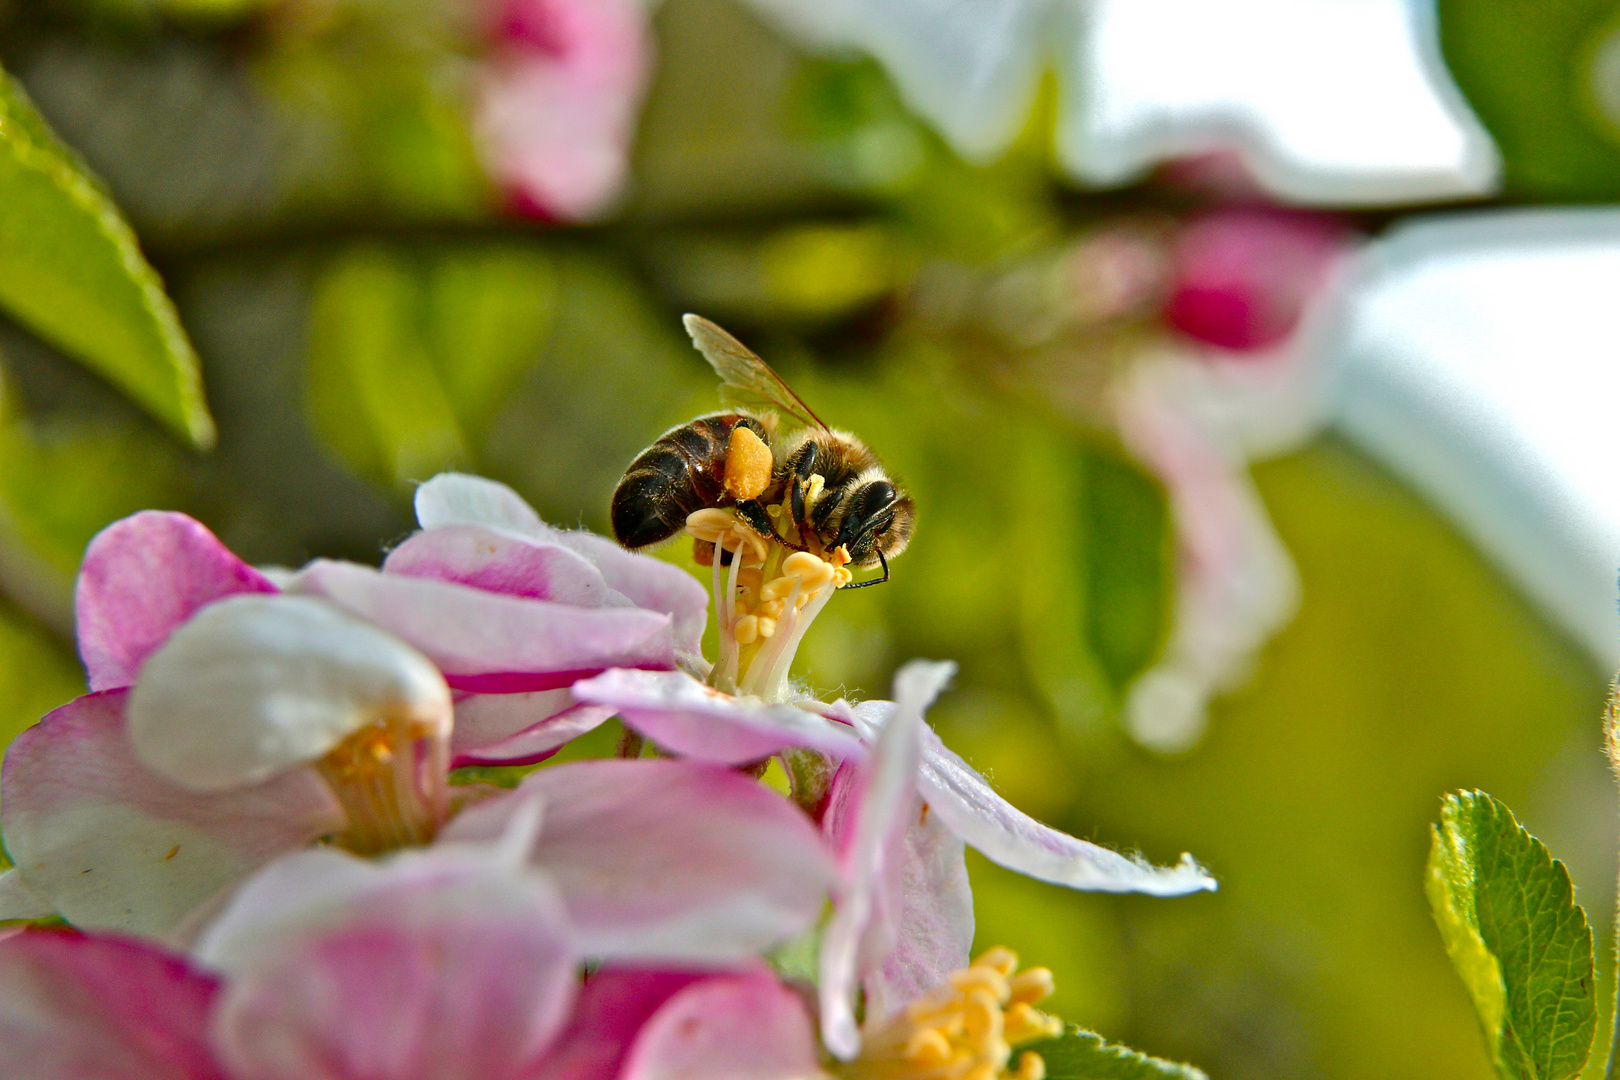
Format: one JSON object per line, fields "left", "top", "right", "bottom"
{"left": 1438, "top": 0, "right": 1620, "bottom": 200}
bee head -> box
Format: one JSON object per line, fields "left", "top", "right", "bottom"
{"left": 832, "top": 479, "right": 915, "bottom": 568}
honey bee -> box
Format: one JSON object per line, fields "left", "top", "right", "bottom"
{"left": 610, "top": 315, "right": 915, "bottom": 587}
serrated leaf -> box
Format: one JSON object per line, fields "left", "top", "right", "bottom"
{"left": 0, "top": 67, "right": 214, "bottom": 448}
{"left": 1020, "top": 1026, "right": 1207, "bottom": 1080}
{"left": 1426, "top": 790, "right": 1595, "bottom": 1080}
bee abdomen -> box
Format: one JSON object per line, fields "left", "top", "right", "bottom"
{"left": 611, "top": 414, "right": 760, "bottom": 551}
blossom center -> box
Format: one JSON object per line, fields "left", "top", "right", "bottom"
{"left": 685, "top": 506, "right": 850, "bottom": 702}
{"left": 314, "top": 715, "right": 450, "bottom": 856}
{"left": 846, "top": 948, "right": 1063, "bottom": 1080}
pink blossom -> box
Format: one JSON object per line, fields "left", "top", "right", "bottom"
{"left": 0, "top": 815, "right": 823, "bottom": 1080}
{"left": 571, "top": 660, "right": 1215, "bottom": 1059}
{"left": 0, "top": 481, "right": 712, "bottom": 936}
{"left": 1164, "top": 207, "right": 1348, "bottom": 352}
{"left": 474, "top": 0, "right": 652, "bottom": 222}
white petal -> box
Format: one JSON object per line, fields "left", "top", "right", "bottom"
{"left": 919, "top": 723, "right": 1214, "bottom": 895}
{"left": 0, "top": 869, "right": 54, "bottom": 922}
{"left": 1328, "top": 209, "right": 1620, "bottom": 667}
{"left": 1060, "top": 0, "right": 1499, "bottom": 204}
{"left": 843, "top": 687, "right": 1215, "bottom": 895}
{"left": 741, "top": 0, "right": 1048, "bottom": 160}
{"left": 415, "top": 473, "right": 546, "bottom": 538}
{"left": 129, "top": 595, "right": 452, "bottom": 792}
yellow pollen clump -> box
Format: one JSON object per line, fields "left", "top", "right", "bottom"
{"left": 722, "top": 426, "right": 773, "bottom": 501}
{"left": 844, "top": 948, "right": 1063, "bottom": 1080}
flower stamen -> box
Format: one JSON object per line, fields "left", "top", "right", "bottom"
{"left": 315, "top": 715, "right": 450, "bottom": 855}
{"left": 845, "top": 948, "right": 1063, "bottom": 1080}
{"left": 685, "top": 508, "right": 848, "bottom": 702}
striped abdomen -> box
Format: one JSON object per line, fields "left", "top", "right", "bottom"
{"left": 610, "top": 413, "right": 770, "bottom": 550}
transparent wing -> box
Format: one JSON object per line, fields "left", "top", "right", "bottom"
{"left": 682, "top": 314, "right": 828, "bottom": 433}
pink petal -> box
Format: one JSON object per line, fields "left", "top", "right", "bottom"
{"left": 860, "top": 807, "right": 973, "bottom": 1025}
{"left": 532, "top": 967, "right": 707, "bottom": 1080}
{"left": 818, "top": 661, "right": 952, "bottom": 1061}
{"left": 413, "top": 475, "right": 708, "bottom": 658}
{"left": 76, "top": 512, "right": 278, "bottom": 692}
{"left": 475, "top": 0, "right": 651, "bottom": 222}
{"left": 0, "top": 692, "right": 342, "bottom": 938}
{"left": 0, "top": 928, "right": 225, "bottom": 1080}
{"left": 538, "top": 533, "right": 708, "bottom": 664}
{"left": 384, "top": 525, "right": 613, "bottom": 608}
{"left": 289, "top": 560, "right": 675, "bottom": 691}
{"left": 442, "top": 760, "right": 837, "bottom": 961}
{"left": 451, "top": 694, "right": 616, "bottom": 768}
{"left": 210, "top": 856, "right": 578, "bottom": 1080}
{"left": 846, "top": 701, "right": 1217, "bottom": 896}
{"left": 571, "top": 669, "right": 863, "bottom": 765}
{"left": 620, "top": 969, "right": 820, "bottom": 1080}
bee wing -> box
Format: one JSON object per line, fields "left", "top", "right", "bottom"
{"left": 683, "top": 314, "right": 829, "bottom": 433}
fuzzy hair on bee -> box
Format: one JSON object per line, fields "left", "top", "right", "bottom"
{"left": 609, "top": 316, "right": 915, "bottom": 587}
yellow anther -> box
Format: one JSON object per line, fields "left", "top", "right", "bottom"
{"left": 683, "top": 508, "right": 768, "bottom": 565}
{"left": 963, "top": 989, "right": 1004, "bottom": 1046}
{"left": 783, "top": 550, "right": 835, "bottom": 587}
{"left": 974, "top": 947, "right": 1019, "bottom": 977}
{"left": 829, "top": 544, "right": 852, "bottom": 568}
{"left": 833, "top": 567, "right": 853, "bottom": 587}
{"left": 904, "top": 1028, "right": 953, "bottom": 1067}
{"left": 685, "top": 508, "right": 736, "bottom": 538}
{"left": 951, "top": 966, "right": 1012, "bottom": 1004}
{"left": 760, "top": 599, "right": 785, "bottom": 619}
{"left": 737, "top": 567, "right": 765, "bottom": 593}
{"left": 850, "top": 947, "right": 1061, "bottom": 1080}
{"left": 1008, "top": 968, "right": 1054, "bottom": 1006}
{"left": 733, "top": 615, "right": 759, "bottom": 645}
{"left": 1004, "top": 1003, "right": 1062, "bottom": 1045}
{"left": 722, "top": 426, "right": 773, "bottom": 501}
{"left": 757, "top": 616, "right": 777, "bottom": 639}
{"left": 762, "top": 577, "right": 796, "bottom": 602}
{"left": 1012, "top": 1052, "right": 1046, "bottom": 1080}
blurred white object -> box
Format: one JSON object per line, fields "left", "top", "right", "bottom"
{"left": 742, "top": 0, "right": 1499, "bottom": 206}
{"left": 1062, "top": 0, "right": 1499, "bottom": 204}
{"left": 1329, "top": 209, "right": 1620, "bottom": 665}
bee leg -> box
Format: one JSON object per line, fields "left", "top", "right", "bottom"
{"left": 734, "top": 499, "right": 777, "bottom": 542}
{"left": 789, "top": 443, "right": 819, "bottom": 537}
{"left": 840, "top": 548, "right": 890, "bottom": 589}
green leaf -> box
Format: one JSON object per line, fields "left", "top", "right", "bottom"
{"left": 1021, "top": 1026, "right": 1207, "bottom": 1080}
{"left": 305, "top": 244, "right": 554, "bottom": 492}
{"left": 0, "top": 68, "right": 214, "bottom": 448}
{"left": 1426, "top": 790, "right": 1596, "bottom": 1080}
